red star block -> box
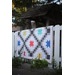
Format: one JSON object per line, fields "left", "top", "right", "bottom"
{"left": 29, "top": 41, "right": 34, "bottom": 47}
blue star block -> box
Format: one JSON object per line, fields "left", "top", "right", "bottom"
{"left": 38, "top": 29, "right": 42, "bottom": 35}
{"left": 46, "top": 40, "right": 50, "bottom": 48}
{"left": 18, "top": 41, "right": 20, "bottom": 46}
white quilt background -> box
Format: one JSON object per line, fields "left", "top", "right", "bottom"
{"left": 14, "top": 26, "right": 53, "bottom": 63}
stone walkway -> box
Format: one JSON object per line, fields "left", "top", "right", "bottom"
{"left": 12, "top": 63, "right": 60, "bottom": 75}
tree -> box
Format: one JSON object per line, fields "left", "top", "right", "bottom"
{"left": 13, "top": 0, "right": 32, "bottom": 8}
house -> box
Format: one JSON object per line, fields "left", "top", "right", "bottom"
{"left": 12, "top": 1, "right": 62, "bottom": 31}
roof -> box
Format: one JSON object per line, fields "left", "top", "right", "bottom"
{"left": 21, "top": 3, "right": 62, "bottom": 19}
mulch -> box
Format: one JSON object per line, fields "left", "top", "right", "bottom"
{"left": 12, "top": 63, "right": 60, "bottom": 75}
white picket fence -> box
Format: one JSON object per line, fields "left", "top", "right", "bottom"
{"left": 12, "top": 25, "right": 62, "bottom": 68}
{"left": 53, "top": 25, "right": 62, "bottom": 68}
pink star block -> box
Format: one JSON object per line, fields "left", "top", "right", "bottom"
{"left": 29, "top": 41, "right": 34, "bottom": 47}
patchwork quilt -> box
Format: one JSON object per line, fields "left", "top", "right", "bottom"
{"left": 14, "top": 26, "right": 53, "bottom": 63}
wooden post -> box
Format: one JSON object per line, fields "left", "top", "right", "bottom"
{"left": 46, "top": 19, "right": 50, "bottom": 26}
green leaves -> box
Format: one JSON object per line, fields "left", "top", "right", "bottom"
{"left": 13, "top": 0, "right": 32, "bottom": 8}
{"left": 12, "top": 57, "right": 23, "bottom": 68}
{"left": 31, "top": 58, "right": 48, "bottom": 69}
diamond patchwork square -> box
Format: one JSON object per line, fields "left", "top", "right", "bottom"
{"left": 47, "top": 28, "right": 50, "bottom": 33}
{"left": 47, "top": 55, "right": 50, "bottom": 59}
{"left": 18, "top": 51, "right": 20, "bottom": 55}
{"left": 30, "top": 53, "right": 33, "bottom": 57}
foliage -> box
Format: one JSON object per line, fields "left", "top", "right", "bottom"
{"left": 55, "top": 68, "right": 62, "bottom": 75}
{"left": 13, "top": 0, "right": 32, "bottom": 8}
{"left": 12, "top": 0, "right": 54, "bottom": 14}
{"left": 51, "top": 58, "right": 62, "bottom": 75}
{"left": 31, "top": 58, "right": 48, "bottom": 69}
{"left": 12, "top": 57, "right": 23, "bottom": 68}
{"left": 52, "top": 58, "right": 58, "bottom": 69}
{"left": 24, "top": 59, "right": 32, "bottom": 64}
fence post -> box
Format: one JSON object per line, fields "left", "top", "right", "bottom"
{"left": 53, "top": 25, "right": 62, "bottom": 68}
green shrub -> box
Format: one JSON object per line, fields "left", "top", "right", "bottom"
{"left": 42, "top": 59, "right": 48, "bottom": 67}
{"left": 12, "top": 57, "right": 23, "bottom": 68}
{"left": 52, "top": 58, "right": 58, "bottom": 69}
{"left": 31, "top": 58, "right": 48, "bottom": 69}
